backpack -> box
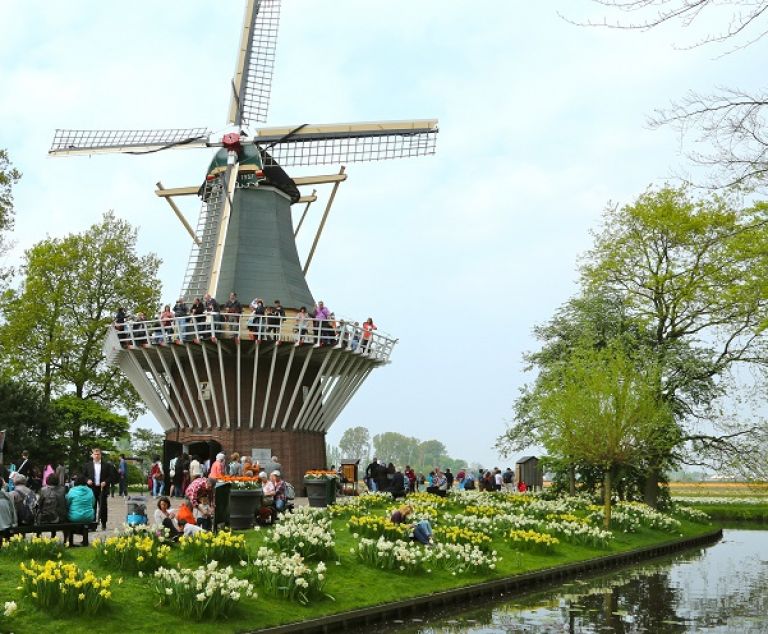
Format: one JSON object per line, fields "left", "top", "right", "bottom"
{"left": 15, "top": 490, "right": 38, "bottom": 525}
{"left": 502, "top": 471, "right": 513, "bottom": 484}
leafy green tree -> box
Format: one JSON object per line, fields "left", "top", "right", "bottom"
{"left": 0, "top": 377, "right": 57, "bottom": 465}
{"left": 338, "top": 426, "right": 371, "bottom": 461}
{"left": 129, "top": 427, "right": 164, "bottom": 467}
{"left": 534, "top": 340, "right": 675, "bottom": 527}
{"left": 0, "top": 211, "right": 161, "bottom": 414}
{"left": 373, "top": 432, "right": 420, "bottom": 467}
{"left": 583, "top": 186, "right": 768, "bottom": 493}
{"left": 50, "top": 395, "right": 129, "bottom": 470}
{"left": 500, "top": 187, "right": 768, "bottom": 504}
{"left": 416, "top": 439, "right": 448, "bottom": 470}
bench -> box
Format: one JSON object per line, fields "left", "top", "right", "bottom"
{"left": 11, "top": 522, "right": 99, "bottom": 546}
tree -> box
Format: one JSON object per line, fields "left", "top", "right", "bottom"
{"left": 130, "top": 427, "right": 164, "bottom": 467}
{"left": 338, "top": 426, "right": 371, "bottom": 461}
{"left": 372, "top": 432, "right": 419, "bottom": 467}
{"left": 50, "top": 395, "right": 130, "bottom": 470}
{"left": 534, "top": 340, "right": 674, "bottom": 527}
{"left": 417, "top": 439, "right": 449, "bottom": 470}
{"left": 579, "top": 1, "right": 768, "bottom": 190}
{"left": 0, "top": 149, "right": 21, "bottom": 285}
{"left": 0, "top": 376, "right": 57, "bottom": 464}
{"left": 581, "top": 186, "right": 768, "bottom": 483}
{"left": 0, "top": 211, "right": 162, "bottom": 414}
{"left": 500, "top": 186, "right": 768, "bottom": 504}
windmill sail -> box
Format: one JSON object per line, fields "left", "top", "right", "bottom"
{"left": 255, "top": 120, "right": 439, "bottom": 166}
{"left": 229, "top": 0, "right": 281, "bottom": 127}
{"left": 49, "top": 128, "right": 210, "bottom": 156}
{"left": 182, "top": 175, "right": 226, "bottom": 301}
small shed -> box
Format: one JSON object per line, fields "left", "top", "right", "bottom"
{"left": 340, "top": 459, "right": 361, "bottom": 495}
{"left": 515, "top": 456, "right": 543, "bottom": 491}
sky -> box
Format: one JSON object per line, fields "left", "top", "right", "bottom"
{"left": 1, "top": 1, "right": 765, "bottom": 469}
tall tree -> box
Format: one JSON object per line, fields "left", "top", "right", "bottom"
{"left": 50, "top": 395, "right": 129, "bottom": 469}
{"left": 373, "top": 432, "right": 419, "bottom": 467}
{"left": 0, "top": 211, "right": 161, "bottom": 414}
{"left": 534, "top": 340, "right": 674, "bottom": 527}
{"left": 338, "top": 426, "right": 371, "bottom": 461}
{"left": 0, "top": 377, "right": 57, "bottom": 464}
{"left": 500, "top": 186, "right": 768, "bottom": 503}
{"left": 130, "top": 427, "right": 165, "bottom": 467}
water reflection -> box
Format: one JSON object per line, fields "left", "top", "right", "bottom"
{"left": 373, "top": 529, "right": 768, "bottom": 633}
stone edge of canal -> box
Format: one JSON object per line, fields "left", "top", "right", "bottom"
{"left": 247, "top": 528, "right": 723, "bottom": 634}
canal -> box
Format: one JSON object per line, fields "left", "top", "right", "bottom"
{"left": 373, "top": 528, "right": 768, "bottom": 633}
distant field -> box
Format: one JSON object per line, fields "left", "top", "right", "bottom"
{"left": 669, "top": 481, "right": 768, "bottom": 499}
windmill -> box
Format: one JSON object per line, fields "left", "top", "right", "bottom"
{"left": 49, "top": 0, "right": 438, "bottom": 489}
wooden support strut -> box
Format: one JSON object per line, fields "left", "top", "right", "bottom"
{"left": 304, "top": 166, "right": 346, "bottom": 275}
{"left": 156, "top": 181, "right": 201, "bottom": 246}
{"left": 294, "top": 189, "right": 316, "bottom": 237}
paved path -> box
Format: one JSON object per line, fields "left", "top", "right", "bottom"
{"left": 90, "top": 491, "right": 309, "bottom": 537}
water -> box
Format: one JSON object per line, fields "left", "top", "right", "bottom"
{"left": 374, "top": 529, "right": 768, "bottom": 633}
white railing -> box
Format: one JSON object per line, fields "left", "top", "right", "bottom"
{"left": 111, "top": 313, "right": 397, "bottom": 363}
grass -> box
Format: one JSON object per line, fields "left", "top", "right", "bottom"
{"left": 0, "top": 504, "right": 717, "bottom": 634}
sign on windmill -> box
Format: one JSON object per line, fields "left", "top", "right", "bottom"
{"left": 49, "top": 0, "right": 438, "bottom": 487}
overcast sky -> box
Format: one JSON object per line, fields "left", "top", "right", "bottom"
{"left": 2, "top": 1, "right": 765, "bottom": 468}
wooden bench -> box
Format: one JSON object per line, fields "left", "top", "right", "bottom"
{"left": 12, "top": 521, "right": 99, "bottom": 546}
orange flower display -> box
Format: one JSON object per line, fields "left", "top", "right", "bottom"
{"left": 304, "top": 470, "right": 338, "bottom": 480}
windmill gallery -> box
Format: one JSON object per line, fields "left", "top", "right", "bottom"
{"left": 48, "top": 0, "right": 439, "bottom": 486}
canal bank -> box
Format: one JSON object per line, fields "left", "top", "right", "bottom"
{"left": 250, "top": 528, "right": 723, "bottom": 634}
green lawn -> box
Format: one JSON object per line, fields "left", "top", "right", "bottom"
{"left": 0, "top": 506, "right": 716, "bottom": 633}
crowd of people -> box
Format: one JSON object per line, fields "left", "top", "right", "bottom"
{"left": 0, "top": 448, "right": 119, "bottom": 541}
{"left": 114, "top": 294, "right": 378, "bottom": 353}
{"left": 0, "top": 447, "right": 293, "bottom": 543}
{"left": 363, "top": 459, "right": 529, "bottom": 498}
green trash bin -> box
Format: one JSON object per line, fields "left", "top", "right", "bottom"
{"left": 304, "top": 478, "right": 336, "bottom": 507}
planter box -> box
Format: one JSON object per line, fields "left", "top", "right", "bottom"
{"left": 304, "top": 478, "right": 337, "bottom": 507}
{"left": 228, "top": 489, "right": 262, "bottom": 529}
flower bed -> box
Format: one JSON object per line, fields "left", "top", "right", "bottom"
{"left": 428, "top": 542, "right": 500, "bottom": 574}
{"left": 153, "top": 562, "right": 254, "bottom": 619}
{"left": 269, "top": 508, "right": 335, "bottom": 559}
{"left": 19, "top": 560, "right": 113, "bottom": 615}
{"left": 349, "top": 514, "right": 409, "bottom": 540}
{"left": 507, "top": 529, "right": 560, "bottom": 553}
{"left": 1, "top": 534, "right": 64, "bottom": 560}
{"left": 248, "top": 547, "right": 332, "bottom": 605}
{"left": 179, "top": 530, "right": 248, "bottom": 564}
{"left": 94, "top": 533, "right": 171, "bottom": 574}
{"left": 217, "top": 475, "right": 263, "bottom": 490}
{"left": 433, "top": 525, "right": 493, "bottom": 551}
{"left": 354, "top": 537, "right": 426, "bottom": 573}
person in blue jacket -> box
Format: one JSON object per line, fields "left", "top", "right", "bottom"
{"left": 66, "top": 475, "right": 95, "bottom": 522}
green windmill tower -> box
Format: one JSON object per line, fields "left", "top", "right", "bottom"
{"left": 49, "top": 0, "right": 438, "bottom": 490}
